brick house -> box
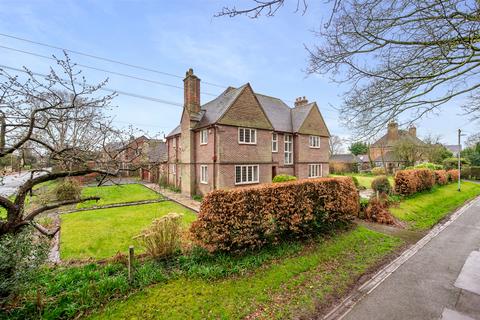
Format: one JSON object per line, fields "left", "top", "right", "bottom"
{"left": 166, "top": 69, "right": 330, "bottom": 196}
{"left": 369, "top": 122, "right": 425, "bottom": 172}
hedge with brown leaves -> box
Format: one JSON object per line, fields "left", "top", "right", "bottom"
{"left": 448, "top": 169, "right": 459, "bottom": 182}
{"left": 394, "top": 169, "right": 435, "bottom": 196}
{"left": 434, "top": 170, "right": 448, "bottom": 185}
{"left": 190, "top": 177, "right": 359, "bottom": 253}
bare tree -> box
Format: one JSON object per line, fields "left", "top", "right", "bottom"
{"left": 0, "top": 54, "right": 142, "bottom": 236}
{"left": 392, "top": 138, "right": 424, "bottom": 167}
{"left": 216, "top": 0, "right": 307, "bottom": 18}
{"left": 329, "top": 134, "right": 344, "bottom": 155}
{"left": 218, "top": 0, "right": 480, "bottom": 137}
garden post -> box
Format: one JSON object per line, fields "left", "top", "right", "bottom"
{"left": 128, "top": 245, "right": 134, "bottom": 283}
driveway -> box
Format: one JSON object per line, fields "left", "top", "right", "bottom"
{"left": 340, "top": 197, "right": 480, "bottom": 320}
{"left": 0, "top": 169, "right": 50, "bottom": 197}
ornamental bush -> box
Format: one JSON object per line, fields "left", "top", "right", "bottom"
{"left": 371, "top": 167, "right": 386, "bottom": 175}
{"left": 434, "top": 170, "right": 448, "bottom": 185}
{"left": 447, "top": 169, "right": 459, "bottom": 182}
{"left": 394, "top": 169, "right": 435, "bottom": 196}
{"left": 272, "top": 174, "right": 297, "bottom": 183}
{"left": 53, "top": 179, "right": 82, "bottom": 201}
{"left": 415, "top": 162, "right": 443, "bottom": 170}
{"left": 371, "top": 175, "right": 391, "bottom": 194}
{"left": 190, "top": 177, "right": 359, "bottom": 253}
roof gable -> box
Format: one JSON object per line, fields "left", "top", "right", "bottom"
{"left": 296, "top": 103, "right": 330, "bottom": 136}
{"left": 217, "top": 84, "right": 273, "bottom": 130}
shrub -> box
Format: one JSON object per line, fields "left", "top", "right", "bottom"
{"left": 434, "top": 170, "right": 448, "bottom": 185}
{"left": 135, "top": 213, "right": 184, "bottom": 259}
{"left": 272, "top": 174, "right": 297, "bottom": 183}
{"left": 371, "top": 175, "right": 391, "bottom": 194}
{"left": 414, "top": 162, "right": 443, "bottom": 170}
{"left": 53, "top": 179, "right": 81, "bottom": 201}
{"left": 329, "top": 162, "right": 358, "bottom": 174}
{"left": 365, "top": 198, "right": 395, "bottom": 225}
{"left": 371, "top": 167, "right": 386, "bottom": 175}
{"left": 351, "top": 176, "right": 360, "bottom": 189}
{"left": 394, "top": 169, "right": 435, "bottom": 196}
{"left": 447, "top": 169, "right": 459, "bottom": 182}
{"left": 443, "top": 157, "right": 469, "bottom": 170}
{"left": 461, "top": 166, "right": 480, "bottom": 180}
{"left": 0, "top": 227, "right": 49, "bottom": 303}
{"left": 190, "top": 177, "right": 359, "bottom": 253}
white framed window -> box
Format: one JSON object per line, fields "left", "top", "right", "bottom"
{"left": 171, "top": 164, "right": 176, "bottom": 175}
{"left": 272, "top": 133, "right": 278, "bottom": 152}
{"left": 235, "top": 165, "right": 259, "bottom": 185}
{"left": 308, "top": 164, "right": 323, "bottom": 178}
{"left": 284, "top": 134, "right": 293, "bottom": 165}
{"left": 200, "top": 165, "right": 208, "bottom": 184}
{"left": 309, "top": 136, "right": 320, "bottom": 148}
{"left": 200, "top": 129, "right": 208, "bottom": 145}
{"left": 238, "top": 128, "right": 257, "bottom": 144}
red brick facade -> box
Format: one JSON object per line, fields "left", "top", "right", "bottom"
{"left": 166, "top": 70, "right": 330, "bottom": 196}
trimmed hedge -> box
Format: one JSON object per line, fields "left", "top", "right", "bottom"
{"left": 394, "top": 169, "right": 435, "bottom": 196}
{"left": 190, "top": 177, "right": 359, "bottom": 253}
{"left": 434, "top": 170, "right": 448, "bottom": 185}
{"left": 448, "top": 169, "right": 459, "bottom": 182}
{"left": 371, "top": 175, "right": 391, "bottom": 194}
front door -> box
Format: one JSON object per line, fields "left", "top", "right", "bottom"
{"left": 272, "top": 166, "right": 277, "bottom": 179}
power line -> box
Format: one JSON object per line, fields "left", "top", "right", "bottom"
{"left": 0, "top": 32, "right": 227, "bottom": 89}
{"left": 0, "top": 64, "right": 184, "bottom": 108}
{"left": 0, "top": 45, "right": 219, "bottom": 97}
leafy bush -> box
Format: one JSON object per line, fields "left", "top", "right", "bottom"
{"left": 53, "top": 179, "right": 81, "bottom": 201}
{"left": 443, "top": 157, "right": 469, "bottom": 170}
{"left": 329, "top": 162, "right": 358, "bottom": 174}
{"left": 414, "top": 162, "right": 443, "bottom": 170}
{"left": 394, "top": 169, "right": 435, "bottom": 196}
{"left": 447, "top": 169, "right": 459, "bottom": 182}
{"left": 365, "top": 198, "right": 395, "bottom": 224}
{"left": 434, "top": 170, "right": 448, "bottom": 185}
{"left": 135, "top": 213, "right": 184, "bottom": 259}
{"left": 351, "top": 176, "right": 360, "bottom": 189}
{"left": 371, "top": 167, "right": 386, "bottom": 175}
{"left": 461, "top": 166, "right": 480, "bottom": 180}
{"left": 272, "top": 174, "right": 297, "bottom": 183}
{"left": 190, "top": 177, "right": 359, "bottom": 253}
{"left": 371, "top": 175, "right": 391, "bottom": 194}
{"left": 0, "top": 227, "right": 49, "bottom": 303}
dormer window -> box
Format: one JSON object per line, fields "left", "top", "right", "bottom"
{"left": 309, "top": 136, "right": 320, "bottom": 148}
{"left": 238, "top": 128, "right": 256, "bottom": 144}
{"left": 200, "top": 129, "right": 208, "bottom": 145}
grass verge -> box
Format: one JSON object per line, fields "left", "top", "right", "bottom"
{"left": 88, "top": 226, "right": 402, "bottom": 320}
{"left": 77, "top": 184, "right": 161, "bottom": 209}
{"left": 390, "top": 181, "right": 480, "bottom": 230}
{"left": 330, "top": 174, "right": 394, "bottom": 189}
{"left": 60, "top": 202, "right": 197, "bottom": 260}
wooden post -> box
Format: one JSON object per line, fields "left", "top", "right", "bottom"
{"left": 128, "top": 245, "right": 134, "bottom": 283}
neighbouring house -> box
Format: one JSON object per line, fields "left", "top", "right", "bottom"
{"left": 357, "top": 154, "right": 372, "bottom": 171}
{"left": 369, "top": 122, "right": 425, "bottom": 172}
{"left": 139, "top": 139, "right": 167, "bottom": 183}
{"left": 165, "top": 69, "right": 331, "bottom": 196}
{"left": 445, "top": 144, "right": 461, "bottom": 157}
{"left": 329, "top": 154, "right": 360, "bottom": 173}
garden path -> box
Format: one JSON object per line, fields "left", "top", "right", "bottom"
{"left": 143, "top": 183, "right": 200, "bottom": 212}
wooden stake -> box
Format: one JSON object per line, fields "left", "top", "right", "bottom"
{"left": 128, "top": 245, "right": 134, "bottom": 283}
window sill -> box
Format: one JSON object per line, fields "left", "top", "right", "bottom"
{"left": 238, "top": 142, "right": 257, "bottom": 145}
{"left": 200, "top": 143, "right": 208, "bottom": 146}
{"left": 309, "top": 146, "right": 321, "bottom": 149}
{"left": 235, "top": 181, "right": 259, "bottom": 185}
{"left": 200, "top": 181, "right": 208, "bottom": 184}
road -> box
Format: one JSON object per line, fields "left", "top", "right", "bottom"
{"left": 0, "top": 170, "right": 49, "bottom": 197}
{"left": 342, "top": 197, "right": 480, "bottom": 320}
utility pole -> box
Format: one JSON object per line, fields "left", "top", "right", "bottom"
{"left": 458, "top": 129, "right": 462, "bottom": 192}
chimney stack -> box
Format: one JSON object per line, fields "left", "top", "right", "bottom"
{"left": 294, "top": 96, "right": 308, "bottom": 108}
{"left": 184, "top": 68, "right": 200, "bottom": 114}
{"left": 387, "top": 121, "right": 399, "bottom": 140}
{"left": 409, "top": 126, "right": 416, "bottom": 137}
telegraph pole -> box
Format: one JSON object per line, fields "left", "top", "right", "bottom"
{"left": 458, "top": 129, "right": 462, "bottom": 192}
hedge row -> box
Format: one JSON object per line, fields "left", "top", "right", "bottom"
{"left": 190, "top": 177, "right": 359, "bottom": 253}
{"left": 394, "top": 169, "right": 460, "bottom": 196}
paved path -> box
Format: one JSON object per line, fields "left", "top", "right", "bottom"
{"left": 0, "top": 169, "right": 50, "bottom": 196}
{"left": 340, "top": 197, "right": 480, "bottom": 320}
{"left": 143, "top": 183, "right": 200, "bottom": 212}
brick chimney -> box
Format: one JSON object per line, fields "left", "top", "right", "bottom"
{"left": 387, "top": 121, "right": 399, "bottom": 140}
{"left": 184, "top": 68, "right": 200, "bottom": 114}
{"left": 294, "top": 96, "right": 308, "bottom": 107}
{"left": 409, "top": 126, "right": 416, "bottom": 137}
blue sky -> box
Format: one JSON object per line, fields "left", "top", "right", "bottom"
{"left": 0, "top": 0, "right": 477, "bottom": 146}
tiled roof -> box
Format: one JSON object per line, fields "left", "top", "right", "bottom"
{"left": 291, "top": 103, "right": 315, "bottom": 132}
{"left": 373, "top": 151, "right": 404, "bottom": 162}
{"left": 147, "top": 140, "right": 167, "bottom": 163}
{"left": 445, "top": 144, "right": 461, "bottom": 153}
{"left": 255, "top": 93, "right": 292, "bottom": 132}
{"left": 330, "top": 153, "right": 360, "bottom": 163}
{"left": 371, "top": 130, "right": 424, "bottom": 148}
{"left": 166, "top": 125, "right": 181, "bottom": 137}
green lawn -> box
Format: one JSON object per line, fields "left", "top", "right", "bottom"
{"left": 88, "top": 227, "right": 402, "bottom": 320}
{"left": 60, "top": 202, "right": 197, "bottom": 260}
{"left": 331, "top": 174, "right": 394, "bottom": 189}
{"left": 390, "top": 181, "right": 480, "bottom": 230}
{"left": 77, "top": 184, "right": 161, "bottom": 209}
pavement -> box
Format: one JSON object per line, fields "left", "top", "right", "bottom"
{"left": 143, "top": 183, "right": 200, "bottom": 212}
{"left": 338, "top": 197, "right": 480, "bottom": 320}
{"left": 0, "top": 170, "right": 49, "bottom": 197}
